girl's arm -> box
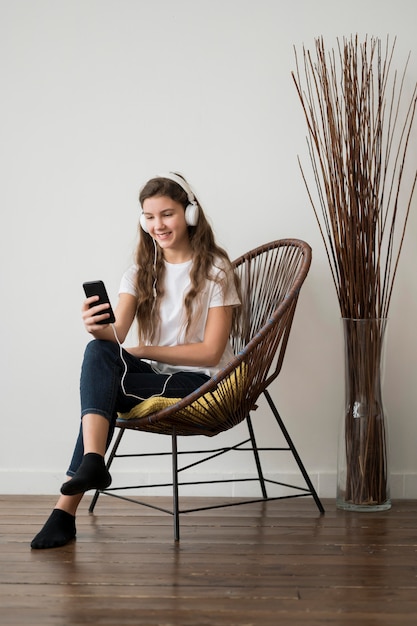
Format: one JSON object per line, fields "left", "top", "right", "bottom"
{"left": 126, "top": 305, "right": 233, "bottom": 368}
{"left": 82, "top": 292, "right": 137, "bottom": 344}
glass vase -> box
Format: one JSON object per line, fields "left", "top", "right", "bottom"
{"left": 336, "top": 318, "right": 391, "bottom": 511}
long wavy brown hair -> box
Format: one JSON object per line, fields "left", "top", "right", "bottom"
{"left": 134, "top": 174, "right": 241, "bottom": 344}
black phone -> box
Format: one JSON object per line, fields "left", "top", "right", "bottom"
{"left": 83, "top": 280, "right": 116, "bottom": 325}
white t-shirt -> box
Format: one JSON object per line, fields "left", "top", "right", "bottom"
{"left": 119, "top": 259, "right": 240, "bottom": 377}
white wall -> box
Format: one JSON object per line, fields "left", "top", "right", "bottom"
{"left": 1, "top": 0, "right": 417, "bottom": 498}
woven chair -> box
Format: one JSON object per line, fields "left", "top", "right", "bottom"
{"left": 89, "top": 239, "right": 324, "bottom": 539}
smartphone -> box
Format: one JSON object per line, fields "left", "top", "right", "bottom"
{"left": 83, "top": 280, "right": 116, "bottom": 325}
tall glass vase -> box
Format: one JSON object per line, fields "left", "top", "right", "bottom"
{"left": 336, "top": 318, "right": 391, "bottom": 511}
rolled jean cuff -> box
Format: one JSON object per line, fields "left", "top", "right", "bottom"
{"left": 81, "top": 408, "right": 113, "bottom": 423}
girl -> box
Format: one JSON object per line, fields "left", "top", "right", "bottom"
{"left": 31, "top": 172, "right": 241, "bottom": 549}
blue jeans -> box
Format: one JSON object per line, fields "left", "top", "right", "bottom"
{"left": 67, "top": 340, "right": 210, "bottom": 475}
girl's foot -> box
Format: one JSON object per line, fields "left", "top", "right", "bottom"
{"left": 30, "top": 509, "right": 76, "bottom": 549}
{"left": 60, "top": 452, "right": 111, "bottom": 496}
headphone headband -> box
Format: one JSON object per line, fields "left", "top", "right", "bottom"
{"left": 157, "top": 172, "right": 196, "bottom": 204}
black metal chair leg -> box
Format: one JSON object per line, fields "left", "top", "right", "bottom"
{"left": 89, "top": 428, "right": 126, "bottom": 513}
{"left": 263, "top": 389, "right": 325, "bottom": 514}
{"left": 246, "top": 415, "right": 268, "bottom": 499}
{"left": 172, "top": 430, "right": 180, "bottom": 541}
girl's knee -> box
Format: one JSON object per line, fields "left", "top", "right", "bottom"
{"left": 84, "top": 339, "right": 119, "bottom": 362}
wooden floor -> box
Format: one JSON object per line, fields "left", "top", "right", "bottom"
{"left": 1, "top": 495, "right": 417, "bottom": 625}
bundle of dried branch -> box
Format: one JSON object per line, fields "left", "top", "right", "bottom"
{"left": 293, "top": 36, "right": 417, "bottom": 319}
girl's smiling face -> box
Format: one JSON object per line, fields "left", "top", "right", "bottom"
{"left": 142, "top": 195, "right": 192, "bottom": 262}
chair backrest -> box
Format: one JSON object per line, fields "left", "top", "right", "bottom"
{"left": 232, "top": 239, "right": 310, "bottom": 345}
{"left": 222, "top": 239, "right": 311, "bottom": 422}
{"left": 233, "top": 238, "right": 310, "bottom": 355}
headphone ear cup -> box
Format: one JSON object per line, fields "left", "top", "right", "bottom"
{"left": 185, "top": 202, "right": 199, "bottom": 226}
{"left": 140, "top": 213, "right": 148, "bottom": 233}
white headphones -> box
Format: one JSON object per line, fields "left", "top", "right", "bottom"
{"left": 140, "top": 172, "right": 199, "bottom": 233}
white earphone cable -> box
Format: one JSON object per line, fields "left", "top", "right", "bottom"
{"left": 110, "top": 323, "right": 173, "bottom": 402}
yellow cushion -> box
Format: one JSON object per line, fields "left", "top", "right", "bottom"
{"left": 118, "top": 362, "right": 246, "bottom": 422}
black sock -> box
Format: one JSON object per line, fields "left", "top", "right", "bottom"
{"left": 60, "top": 452, "right": 111, "bottom": 496}
{"left": 31, "top": 509, "right": 76, "bottom": 549}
